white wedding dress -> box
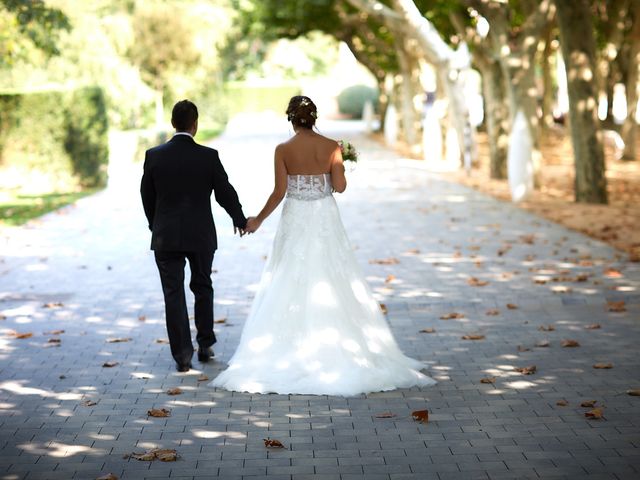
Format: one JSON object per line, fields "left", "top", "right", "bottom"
{"left": 210, "top": 173, "right": 436, "bottom": 396}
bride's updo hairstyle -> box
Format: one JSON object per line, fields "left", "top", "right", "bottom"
{"left": 286, "top": 95, "right": 318, "bottom": 129}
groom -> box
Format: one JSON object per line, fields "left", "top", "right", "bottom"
{"left": 140, "top": 99, "right": 247, "bottom": 372}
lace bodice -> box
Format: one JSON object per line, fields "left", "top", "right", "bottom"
{"left": 286, "top": 173, "right": 332, "bottom": 200}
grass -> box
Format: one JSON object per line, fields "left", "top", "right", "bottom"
{"left": 194, "top": 126, "right": 224, "bottom": 143}
{"left": 0, "top": 189, "right": 100, "bottom": 226}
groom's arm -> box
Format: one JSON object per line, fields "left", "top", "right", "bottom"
{"left": 211, "top": 152, "right": 247, "bottom": 230}
{"left": 140, "top": 151, "right": 156, "bottom": 230}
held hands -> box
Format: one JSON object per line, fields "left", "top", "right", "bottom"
{"left": 245, "top": 217, "right": 261, "bottom": 234}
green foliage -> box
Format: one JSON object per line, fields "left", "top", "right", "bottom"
{"left": 0, "top": 0, "right": 70, "bottom": 66}
{"left": 0, "top": 189, "right": 98, "bottom": 226}
{"left": 0, "top": 87, "right": 109, "bottom": 190}
{"left": 223, "top": 82, "right": 301, "bottom": 115}
{"left": 337, "top": 84, "right": 379, "bottom": 118}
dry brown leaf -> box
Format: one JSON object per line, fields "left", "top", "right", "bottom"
{"left": 405, "top": 248, "right": 420, "bottom": 255}
{"left": 538, "top": 324, "right": 556, "bottom": 332}
{"left": 486, "top": 309, "right": 500, "bottom": 316}
{"left": 585, "top": 408, "right": 604, "bottom": 419}
{"left": 385, "top": 274, "right": 396, "bottom": 283}
{"left": 467, "top": 277, "right": 489, "bottom": 287}
{"left": 561, "top": 339, "right": 580, "bottom": 347}
{"left": 42, "top": 302, "right": 64, "bottom": 308}
{"left": 580, "top": 400, "right": 597, "bottom": 407}
{"left": 147, "top": 408, "right": 171, "bottom": 418}
{"left": 82, "top": 400, "right": 97, "bottom": 407}
{"left": 556, "top": 399, "right": 569, "bottom": 406}
{"left": 166, "top": 388, "right": 182, "bottom": 395}
{"left": 534, "top": 279, "right": 548, "bottom": 285}
{"left": 374, "top": 412, "right": 397, "bottom": 418}
{"left": 369, "top": 257, "right": 400, "bottom": 265}
{"left": 607, "top": 300, "right": 626, "bottom": 312}
{"left": 419, "top": 327, "right": 436, "bottom": 334}
{"left": 155, "top": 338, "right": 170, "bottom": 344}
{"left": 128, "top": 448, "right": 178, "bottom": 462}
{"left": 96, "top": 474, "right": 119, "bottom": 480}
{"left": 593, "top": 363, "right": 613, "bottom": 369}
{"left": 514, "top": 365, "right": 537, "bottom": 375}
{"left": 517, "top": 345, "right": 531, "bottom": 352}
{"left": 197, "top": 375, "right": 209, "bottom": 382}
{"left": 47, "top": 338, "right": 61, "bottom": 344}
{"left": 585, "top": 324, "right": 601, "bottom": 330}
{"left": 626, "top": 389, "right": 640, "bottom": 396}
{"left": 214, "top": 318, "right": 227, "bottom": 324}
{"left": 440, "top": 312, "right": 464, "bottom": 320}
{"left": 263, "top": 438, "right": 286, "bottom": 448}
{"left": 411, "top": 409, "right": 429, "bottom": 423}
{"left": 480, "top": 377, "right": 496, "bottom": 384}
{"left": 9, "top": 332, "right": 33, "bottom": 339}
{"left": 138, "top": 315, "right": 146, "bottom": 322}
{"left": 102, "top": 361, "right": 119, "bottom": 368}
{"left": 536, "top": 340, "right": 550, "bottom": 348}
{"left": 506, "top": 303, "right": 518, "bottom": 310}
{"left": 462, "top": 334, "right": 485, "bottom": 340}
{"left": 520, "top": 234, "right": 535, "bottom": 244}
{"left": 106, "top": 338, "right": 131, "bottom": 343}
{"left": 379, "top": 303, "right": 388, "bottom": 315}
{"left": 44, "top": 330, "right": 65, "bottom": 335}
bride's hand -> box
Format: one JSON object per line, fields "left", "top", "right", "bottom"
{"left": 246, "top": 217, "right": 261, "bottom": 234}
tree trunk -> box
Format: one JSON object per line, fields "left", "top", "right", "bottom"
{"left": 396, "top": 42, "right": 420, "bottom": 147}
{"left": 541, "top": 26, "right": 555, "bottom": 129}
{"left": 621, "top": 1, "right": 640, "bottom": 160}
{"left": 556, "top": 0, "right": 608, "bottom": 203}
{"left": 478, "top": 58, "right": 509, "bottom": 179}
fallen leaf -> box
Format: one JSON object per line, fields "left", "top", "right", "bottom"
{"left": 514, "top": 365, "right": 537, "bottom": 375}
{"left": 81, "top": 400, "right": 97, "bottom": 407}
{"left": 585, "top": 408, "right": 604, "bottom": 419}
{"left": 0, "top": 314, "right": 6, "bottom": 320}
{"left": 517, "top": 345, "right": 531, "bottom": 352}
{"left": 102, "top": 361, "right": 119, "bottom": 368}
{"left": 626, "top": 389, "right": 640, "bottom": 396}
{"left": 419, "top": 327, "right": 436, "bottom": 333}
{"left": 155, "top": 338, "right": 170, "bottom": 344}
{"left": 556, "top": 399, "right": 569, "bottom": 406}
{"left": 486, "top": 309, "right": 500, "bottom": 316}
{"left": 440, "top": 312, "right": 464, "bottom": 320}
{"left": 138, "top": 315, "right": 146, "bottom": 321}
{"left": 520, "top": 234, "right": 535, "bottom": 244}
{"left": 44, "top": 330, "right": 65, "bottom": 335}
{"left": 405, "top": 248, "right": 420, "bottom": 255}
{"left": 42, "top": 302, "right": 64, "bottom": 308}
{"left": 538, "top": 324, "right": 555, "bottom": 332}
{"left": 534, "top": 279, "right": 548, "bottom": 285}
{"left": 96, "top": 474, "right": 119, "bottom": 480}
{"left": 106, "top": 338, "right": 132, "bottom": 343}
{"left": 480, "top": 377, "right": 496, "bottom": 384}
{"left": 128, "top": 448, "right": 178, "bottom": 462}
{"left": 263, "top": 438, "right": 285, "bottom": 448}
{"left": 411, "top": 409, "right": 429, "bottom": 423}
{"left": 593, "top": 363, "right": 613, "bottom": 369}
{"left": 166, "top": 388, "right": 182, "bottom": 395}
{"left": 467, "top": 277, "right": 489, "bottom": 287}
{"left": 47, "top": 338, "right": 61, "bottom": 344}
{"left": 214, "top": 318, "right": 227, "bottom": 324}
{"left": 374, "top": 412, "right": 397, "bottom": 418}
{"left": 12, "top": 332, "right": 33, "bottom": 339}
{"left": 59, "top": 375, "right": 66, "bottom": 379}
{"left": 385, "top": 274, "right": 396, "bottom": 283}
{"left": 369, "top": 257, "right": 400, "bottom": 265}
{"left": 607, "top": 300, "right": 626, "bottom": 312}
{"left": 580, "top": 400, "right": 597, "bottom": 407}
{"left": 561, "top": 339, "right": 580, "bottom": 347}
{"left": 603, "top": 268, "right": 623, "bottom": 278}
{"left": 197, "top": 375, "right": 209, "bottom": 382}
{"left": 462, "top": 334, "right": 485, "bottom": 340}
{"left": 536, "top": 340, "right": 550, "bottom": 348}
{"left": 506, "top": 303, "right": 518, "bottom": 310}
{"left": 147, "top": 408, "right": 171, "bottom": 418}
{"left": 585, "top": 324, "right": 601, "bottom": 330}
{"left": 379, "top": 303, "right": 388, "bottom": 314}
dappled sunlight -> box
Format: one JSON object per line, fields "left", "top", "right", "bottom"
{"left": 504, "top": 380, "right": 537, "bottom": 389}
{"left": 193, "top": 429, "right": 247, "bottom": 440}
{"left": 20, "top": 441, "right": 98, "bottom": 458}
{"left": 0, "top": 381, "right": 83, "bottom": 400}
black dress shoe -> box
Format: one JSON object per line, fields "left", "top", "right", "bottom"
{"left": 197, "top": 347, "right": 214, "bottom": 363}
{"left": 176, "top": 362, "right": 192, "bottom": 372}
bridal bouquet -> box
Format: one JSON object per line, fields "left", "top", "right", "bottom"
{"left": 338, "top": 140, "right": 358, "bottom": 163}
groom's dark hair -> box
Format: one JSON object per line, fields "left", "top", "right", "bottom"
{"left": 171, "top": 100, "right": 198, "bottom": 131}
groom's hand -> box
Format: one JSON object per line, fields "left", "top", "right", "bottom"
{"left": 234, "top": 226, "right": 247, "bottom": 237}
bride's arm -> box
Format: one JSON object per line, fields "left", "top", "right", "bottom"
{"left": 247, "top": 145, "right": 287, "bottom": 232}
{"left": 331, "top": 143, "right": 346, "bottom": 193}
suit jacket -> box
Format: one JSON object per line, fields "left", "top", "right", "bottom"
{"left": 140, "top": 134, "right": 247, "bottom": 252}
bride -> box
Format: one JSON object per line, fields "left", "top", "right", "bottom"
{"left": 209, "top": 96, "right": 435, "bottom": 396}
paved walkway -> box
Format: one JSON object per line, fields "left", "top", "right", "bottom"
{"left": 0, "top": 117, "right": 639, "bottom": 480}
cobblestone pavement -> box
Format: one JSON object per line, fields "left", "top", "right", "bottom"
{"left": 0, "top": 116, "right": 639, "bottom": 480}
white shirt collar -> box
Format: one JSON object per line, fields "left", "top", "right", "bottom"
{"left": 173, "top": 132, "right": 193, "bottom": 138}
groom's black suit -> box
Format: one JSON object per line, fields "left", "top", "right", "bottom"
{"left": 140, "top": 133, "right": 246, "bottom": 366}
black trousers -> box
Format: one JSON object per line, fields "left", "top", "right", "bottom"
{"left": 154, "top": 250, "right": 216, "bottom": 365}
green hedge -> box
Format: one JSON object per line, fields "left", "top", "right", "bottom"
{"left": 0, "top": 87, "right": 109, "bottom": 189}
{"left": 337, "top": 85, "right": 379, "bottom": 119}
